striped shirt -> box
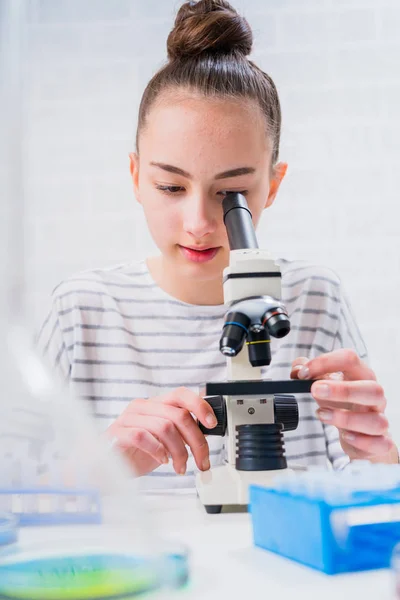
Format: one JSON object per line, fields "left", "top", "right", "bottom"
{"left": 37, "top": 258, "right": 368, "bottom": 489}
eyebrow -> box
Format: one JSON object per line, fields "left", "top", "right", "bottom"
{"left": 150, "top": 162, "right": 256, "bottom": 180}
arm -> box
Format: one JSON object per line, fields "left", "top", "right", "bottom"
{"left": 36, "top": 294, "right": 72, "bottom": 382}
{"left": 292, "top": 285, "right": 398, "bottom": 465}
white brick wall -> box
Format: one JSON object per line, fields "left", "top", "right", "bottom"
{"left": 24, "top": 1, "right": 400, "bottom": 437}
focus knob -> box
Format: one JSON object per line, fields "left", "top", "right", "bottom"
{"left": 274, "top": 394, "right": 299, "bottom": 432}
{"left": 198, "top": 395, "right": 227, "bottom": 436}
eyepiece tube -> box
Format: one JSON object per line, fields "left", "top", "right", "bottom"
{"left": 222, "top": 192, "right": 258, "bottom": 250}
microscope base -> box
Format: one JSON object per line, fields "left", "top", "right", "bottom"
{"left": 196, "top": 463, "right": 302, "bottom": 513}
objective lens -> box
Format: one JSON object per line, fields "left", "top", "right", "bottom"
{"left": 262, "top": 307, "right": 290, "bottom": 339}
{"left": 246, "top": 328, "right": 271, "bottom": 367}
{"left": 220, "top": 346, "right": 236, "bottom": 357}
{"left": 219, "top": 311, "right": 250, "bottom": 357}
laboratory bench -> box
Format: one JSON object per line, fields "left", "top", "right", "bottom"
{"left": 19, "top": 489, "right": 394, "bottom": 600}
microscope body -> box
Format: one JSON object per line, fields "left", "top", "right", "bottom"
{"left": 195, "top": 194, "right": 312, "bottom": 513}
{"left": 217, "top": 249, "right": 281, "bottom": 467}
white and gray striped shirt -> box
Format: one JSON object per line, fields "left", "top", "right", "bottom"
{"left": 37, "top": 258, "right": 368, "bottom": 489}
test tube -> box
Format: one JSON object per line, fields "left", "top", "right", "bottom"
{"left": 49, "top": 449, "right": 66, "bottom": 514}
{"left": 19, "top": 441, "right": 38, "bottom": 513}
{"left": 0, "top": 453, "right": 14, "bottom": 513}
{"left": 0, "top": 450, "right": 12, "bottom": 482}
{"left": 392, "top": 542, "right": 400, "bottom": 598}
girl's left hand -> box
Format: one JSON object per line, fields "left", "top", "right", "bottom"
{"left": 291, "top": 349, "right": 398, "bottom": 463}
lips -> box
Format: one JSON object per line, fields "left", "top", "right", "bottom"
{"left": 179, "top": 245, "right": 220, "bottom": 264}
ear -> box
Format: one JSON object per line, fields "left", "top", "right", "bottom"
{"left": 264, "top": 162, "right": 288, "bottom": 209}
{"left": 129, "top": 152, "right": 141, "bottom": 204}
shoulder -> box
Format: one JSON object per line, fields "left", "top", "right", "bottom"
{"left": 278, "top": 258, "right": 345, "bottom": 331}
{"left": 278, "top": 258, "right": 342, "bottom": 297}
{"left": 50, "top": 260, "right": 149, "bottom": 312}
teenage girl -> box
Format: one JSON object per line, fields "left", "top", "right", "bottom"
{"left": 38, "top": 0, "right": 398, "bottom": 489}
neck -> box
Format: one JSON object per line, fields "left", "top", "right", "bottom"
{"left": 147, "top": 255, "right": 225, "bottom": 306}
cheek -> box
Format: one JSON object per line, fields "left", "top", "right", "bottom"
{"left": 140, "top": 194, "right": 181, "bottom": 242}
{"left": 251, "top": 206, "right": 265, "bottom": 228}
{"left": 248, "top": 187, "right": 271, "bottom": 226}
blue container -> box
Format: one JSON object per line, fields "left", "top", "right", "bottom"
{"left": 249, "top": 483, "right": 400, "bottom": 575}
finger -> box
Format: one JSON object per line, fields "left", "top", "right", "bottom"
{"left": 311, "top": 380, "right": 386, "bottom": 411}
{"left": 292, "top": 367, "right": 342, "bottom": 382}
{"left": 122, "top": 414, "right": 189, "bottom": 475}
{"left": 297, "top": 349, "right": 376, "bottom": 382}
{"left": 317, "top": 400, "right": 379, "bottom": 413}
{"left": 291, "top": 358, "right": 343, "bottom": 382}
{"left": 316, "top": 408, "right": 389, "bottom": 436}
{"left": 171, "top": 408, "right": 210, "bottom": 472}
{"left": 291, "top": 357, "right": 308, "bottom": 379}
{"left": 292, "top": 357, "right": 309, "bottom": 369}
{"left": 125, "top": 401, "right": 210, "bottom": 471}
{"left": 339, "top": 430, "right": 394, "bottom": 456}
{"left": 160, "top": 387, "right": 218, "bottom": 429}
{"left": 113, "top": 427, "right": 169, "bottom": 465}
{"left": 328, "top": 371, "right": 344, "bottom": 381}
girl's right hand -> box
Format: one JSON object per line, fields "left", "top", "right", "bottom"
{"left": 106, "top": 387, "right": 217, "bottom": 477}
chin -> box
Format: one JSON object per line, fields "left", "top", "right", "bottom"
{"left": 183, "top": 260, "right": 222, "bottom": 280}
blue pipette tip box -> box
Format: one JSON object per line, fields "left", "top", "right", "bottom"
{"left": 249, "top": 482, "right": 400, "bottom": 575}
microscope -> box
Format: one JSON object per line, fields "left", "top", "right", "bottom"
{"left": 195, "top": 193, "right": 314, "bottom": 514}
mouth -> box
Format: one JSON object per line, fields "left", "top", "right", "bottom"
{"left": 178, "top": 245, "right": 221, "bottom": 264}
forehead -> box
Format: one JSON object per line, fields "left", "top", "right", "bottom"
{"left": 139, "top": 90, "right": 271, "bottom": 170}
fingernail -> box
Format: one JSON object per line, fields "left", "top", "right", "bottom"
{"left": 178, "top": 465, "right": 186, "bottom": 475}
{"left": 298, "top": 366, "right": 310, "bottom": 380}
{"left": 313, "top": 383, "right": 330, "bottom": 399}
{"left": 318, "top": 409, "right": 333, "bottom": 421}
{"left": 202, "top": 458, "right": 210, "bottom": 471}
{"left": 342, "top": 431, "right": 356, "bottom": 442}
{"left": 329, "top": 371, "right": 343, "bottom": 381}
{"left": 206, "top": 414, "right": 217, "bottom": 427}
{"left": 161, "top": 455, "right": 169, "bottom": 465}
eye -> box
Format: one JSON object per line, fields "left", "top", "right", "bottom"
{"left": 217, "top": 190, "right": 248, "bottom": 197}
{"left": 156, "top": 185, "right": 185, "bottom": 195}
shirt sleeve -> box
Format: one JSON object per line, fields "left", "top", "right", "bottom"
{"left": 36, "top": 293, "right": 72, "bottom": 382}
{"left": 323, "top": 282, "right": 369, "bottom": 470}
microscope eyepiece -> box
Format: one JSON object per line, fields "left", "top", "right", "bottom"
{"left": 262, "top": 306, "right": 290, "bottom": 339}
{"left": 222, "top": 192, "right": 258, "bottom": 250}
{"left": 220, "top": 311, "right": 250, "bottom": 357}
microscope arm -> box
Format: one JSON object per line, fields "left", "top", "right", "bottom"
{"left": 218, "top": 194, "right": 304, "bottom": 465}
{"left": 195, "top": 194, "right": 314, "bottom": 511}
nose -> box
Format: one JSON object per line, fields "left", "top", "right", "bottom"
{"left": 182, "top": 193, "right": 219, "bottom": 240}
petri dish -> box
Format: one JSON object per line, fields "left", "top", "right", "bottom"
{"left": 0, "top": 535, "right": 189, "bottom": 599}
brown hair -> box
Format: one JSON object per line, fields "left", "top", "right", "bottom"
{"left": 136, "top": 0, "right": 282, "bottom": 164}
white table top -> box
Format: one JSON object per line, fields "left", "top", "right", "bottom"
{"left": 19, "top": 490, "right": 394, "bottom": 600}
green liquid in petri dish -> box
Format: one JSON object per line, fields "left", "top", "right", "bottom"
{"left": 0, "top": 551, "right": 189, "bottom": 599}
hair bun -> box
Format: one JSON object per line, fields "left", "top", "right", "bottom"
{"left": 167, "top": 0, "right": 253, "bottom": 61}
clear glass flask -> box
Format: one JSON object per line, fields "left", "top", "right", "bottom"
{"left": 0, "top": 2, "right": 187, "bottom": 597}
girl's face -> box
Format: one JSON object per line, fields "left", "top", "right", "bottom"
{"left": 130, "top": 92, "right": 287, "bottom": 287}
